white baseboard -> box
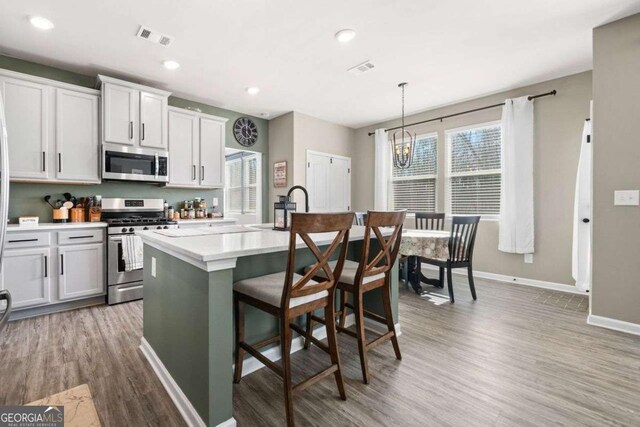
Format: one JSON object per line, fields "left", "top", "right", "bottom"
{"left": 140, "top": 338, "right": 236, "bottom": 427}
{"left": 587, "top": 314, "right": 640, "bottom": 336}
{"left": 420, "top": 264, "right": 586, "bottom": 295}
{"left": 239, "top": 313, "right": 401, "bottom": 378}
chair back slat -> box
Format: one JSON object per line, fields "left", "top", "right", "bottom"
{"left": 448, "top": 216, "right": 480, "bottom": 263}
{"left": 284, "top": 213, "right": 354, "bottom": 304}
{"left": 355, "top": 211, "right": 406, "bottom": 286}
{"left": 415, "top": 212, "right": 445, "bottom": 230}
{"left": 354, "top": 212, "right": 368, "bottom": 226}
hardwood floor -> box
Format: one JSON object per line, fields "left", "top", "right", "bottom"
{"left": 1, "top": 277, "right": 639, "bottom": 426}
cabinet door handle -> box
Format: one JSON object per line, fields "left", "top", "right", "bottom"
{"left": 42, "top": 152, "right": 46, "bottom": 172}
{"left": 201, "top": 166, "right": 204, "bottom": 181}
{"left": 129, "top": 121, "right": 134, "bottom": 140}
{"left": 192, "top": 165, "right": 196, "bottom": 181}
{"left": 44, "top": 255, "right": 48, "bottom": 278}
{"left": 60, "top": 254, "right": 64, "bottom": 276}
{"left": 141, "top": 123, "right": 145, "bottom": 141}
{"left": 8, "top": 238, "right": 38, "bottom": 243}
{"left": 58, "top": 153, "right": 62, "bottom": 173}
{"left": 68, "top": 235, "right": 94, "bottom": 240}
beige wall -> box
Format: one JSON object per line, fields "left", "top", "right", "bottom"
{"left": 353, "top": 72, "right": 592, "bottom": 285}
{"left": 268, "top": 111, "right": 355, "bottom": 218}
{"left": 592, "top": 13, "right": 640, "bottom": 324}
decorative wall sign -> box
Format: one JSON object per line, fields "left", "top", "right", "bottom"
{"left": 233, "top": 117, "right": 259, "bottom": 147}
{"left": 273, "top": 161, "right": 287, "bottom": 188}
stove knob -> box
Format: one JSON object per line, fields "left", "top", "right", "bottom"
{"left": 129, "top": 227, "right": 134, "bottom": 233}
{"left": 121, "top": 227, "right": 127, "bottom": 233}
{"left": 143, "top": 227, "right": 149, "bottom": 230}
{"left": 157, "top": 226, "right": 162, "bottom": 230}
{"left": 163, "top": 226, "right": 169, "bottom": 229}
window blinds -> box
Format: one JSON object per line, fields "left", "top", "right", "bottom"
{"left": 225, "top": 153, "right": 258, "bottom": 214}
{"left": 391, "top": 134, "right": 437, "bottom": 212}
{"left": 447, "top": 124, "right": 502, "bottom": 215}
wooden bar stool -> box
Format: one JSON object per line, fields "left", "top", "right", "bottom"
{"left": 304, "top": 210, "right": 406, "bottom": 384}
{"left": 233, "top": 212, "right": 354, "bottom": 427}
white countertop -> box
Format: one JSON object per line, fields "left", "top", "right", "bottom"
{"left": 176, "top": 218, "right": 237, "bottom": 225}
{"left": 7, "top": 222, "right": 108, "bottom": 232}
{"left": 138, "top": 224, "right": 385, "bottom": 272}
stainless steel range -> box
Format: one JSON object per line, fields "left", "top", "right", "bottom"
{"left": 103, "top": 198, "right": 178, "bottom": 305}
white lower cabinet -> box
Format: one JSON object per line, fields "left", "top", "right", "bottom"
{"left": 1, "top": 229, "right": 106, "bottom": 310}
{"left": 58, "top": 243, "right": 105, "bottom": 301}
{"left": 0, "top": 247, "right": 51, "bottom": 309}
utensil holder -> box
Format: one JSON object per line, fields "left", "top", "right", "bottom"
{"left": 70, "top": 208, "right": 85, "bottom": 222}
{"left": 52, "top": 208, "right": 68, "bottom": 223}
{"left": 88, "top": 207, "right": 101, "bottom": 222}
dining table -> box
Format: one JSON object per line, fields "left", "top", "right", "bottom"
{"left": 399, "top": 229, "right": 451, "bottom": 294}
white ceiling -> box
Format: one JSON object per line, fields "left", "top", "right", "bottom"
{"left": 1, "top": 0, "right": 639, "bottom": 128}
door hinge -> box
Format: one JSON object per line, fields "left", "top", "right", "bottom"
{"left": 348, "top": 205, "right": 351, "bottom": 210}
{"left": 348, "top": 168, "right": 350, "bottom": 173}
{"left": 308, "top": 162, "right": 310, "bottom": 167}
{"left": 330, "top": 158, "right": 333, "bottom": 164}
{"left": 587, "top": 134, "right": 591, "bottom": 143}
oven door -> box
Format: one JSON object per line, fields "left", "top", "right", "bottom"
{"left": 103, "top": 144, "right": 168, "bottom": 182}
{"left": 108, "top": 235, "right": 143, "bottom": 286}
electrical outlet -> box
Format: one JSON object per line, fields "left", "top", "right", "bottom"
{"left": 524, "top": 253, "right": 533, "bottom": 264}
{"left": 614, "top": 190, "right": 639, "bottom": 206}
{"left": 151, "top": 257, "right": 157, "bottom": 278}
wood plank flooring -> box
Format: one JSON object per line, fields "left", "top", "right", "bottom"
{"left": 1, "top": 276, "right": 639, "bottom": 426}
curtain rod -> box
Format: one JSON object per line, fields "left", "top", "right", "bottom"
{"left": 367, "top": 90, "right": 557, "bottom": 136}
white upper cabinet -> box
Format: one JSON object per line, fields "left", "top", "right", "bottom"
{"left": 0, "top": 76, "right": 49, "bottom": 180}
{"left": 98, "top": 75, "right": 170, "bottom": 150}
{"left": 168, "top": 109, "right": 199, "bottom": 187}
{"left": 0, "top": 69, "right": 101, "bottom": 183}
{"left": 140, "top": 91, "right": 168, "bottom": 149}
{"left": 199, "top": 116, "right": 225, "bottom": 187}
{"left": 55, "top": 89, "right": 100, "bottom": 182}
{"left": 103, "top": 82, "right": 137, "bottom": 145}
{"left": 168, "top": 107, "right": 227, "bottom": 188}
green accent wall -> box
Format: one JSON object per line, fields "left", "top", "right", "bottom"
{"left": 0, "top": 54, "right": 269, "bottom": 222}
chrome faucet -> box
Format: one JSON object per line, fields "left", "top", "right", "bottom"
{"left": 287, "top": 185, "right": 309, "bottom": 213}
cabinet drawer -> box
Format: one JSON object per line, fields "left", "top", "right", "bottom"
{"left": 5, "top": 232, "right": 51, "bottom": 249}
{"left": 58, "top": 229, "right": 105, "bottom": 245}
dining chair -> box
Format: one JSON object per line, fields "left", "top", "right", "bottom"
{"left": 354, "top": 212, "right": 367, "bottom": 226}
{"left": 304, "top": 210, "right": 406, "bottom": 384}
{"left": 400, "top": 212, "right": 446, "bottom": 285}
{"left": 422, "top": 215, "right": 480, "bottom": 303}
{"left": 233, "top": 212, "right": 354, "bottom": 427}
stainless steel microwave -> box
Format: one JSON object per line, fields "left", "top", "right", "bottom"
{"left": 102, "top": 144, "right": 168, "bottom": 183}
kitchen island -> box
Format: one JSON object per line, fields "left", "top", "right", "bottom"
{"left": 137, "top": 224, "right": 399, "bottom": 427}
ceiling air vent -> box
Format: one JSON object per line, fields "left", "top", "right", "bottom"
{"left": 136, "top": 25, "right": 173, "bottom": 47}
{"left": 348, "top": 60, "right": 375, "bottom": 76}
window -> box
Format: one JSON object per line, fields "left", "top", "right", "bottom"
{"left": 391, "top": 134, "right": 437, "bottom": 212}
{"left": 446, "top": 123, "right": 502, "bottom": 216}
{"left": 225, "top": 153, "right": 258, "bottom": 214}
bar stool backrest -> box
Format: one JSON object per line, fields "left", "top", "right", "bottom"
{"left": 355, "top": 211, "right": 406, "bottom": 285}
{"left": 283, "top": 212, "right": 354, "bottom": 306}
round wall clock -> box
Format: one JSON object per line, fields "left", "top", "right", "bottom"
{"left": 233, "top": 117, "right": 259, "bottom": 147}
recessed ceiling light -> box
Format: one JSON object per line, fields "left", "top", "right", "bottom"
{"left": 335, "top": 29, "right": 356, "bottom": 43}
{"left": 29, "top": 16, "right": 54, "bottom": 30}
{"left": 163, "top": 60, "right": 180, "bottom": 70}
{"left": 246, "top": 87, "right": 260, "bottom": 95}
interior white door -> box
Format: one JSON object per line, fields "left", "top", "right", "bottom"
{"left": 139, "top": 91, "right": 167, "bottom": 150}
{"left": 0, "top": 247, "right": 51, "bottom": 309}
{"left": 168, "top": 110, "right": 199, "bottom": 186}
{"left": 329, "top": 156, "right": 351, "bottom": 211}
{"left": 199, "top": 117, "right": 224, "bottom": 187}
{"left": 55, "top": 89, "right": 100, "bottom": 182}
{"left": 306, "top": 151, "right": 351, "bottom": 213}
{"left": 1, "top": 77, "right": 49, "bottom": 179}
{"left": 103, "top": 82, "right": 136, "bottom": 145}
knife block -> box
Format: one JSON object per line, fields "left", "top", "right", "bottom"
{"left": 52, "top": 208, "right": 68, "bottom": 223}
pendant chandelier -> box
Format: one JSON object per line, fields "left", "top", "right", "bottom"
{"left": 391, "top": 82, "right": 416, "bottom": 169}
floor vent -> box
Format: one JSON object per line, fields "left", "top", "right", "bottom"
{"left": 136, "top": 25, "right": 173, "bottom": 47}
{"left": 348, "top": 60, "right": 375, "bottom": 75}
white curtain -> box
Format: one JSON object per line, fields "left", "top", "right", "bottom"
{"left": 499, "top": 96, "right": 534, "bottom": 254}
{"left": 374, "top": 128, "right": 391, "bottom": 210}
{"left": 572, "top": 120, "right": 592, "bottom": 291}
